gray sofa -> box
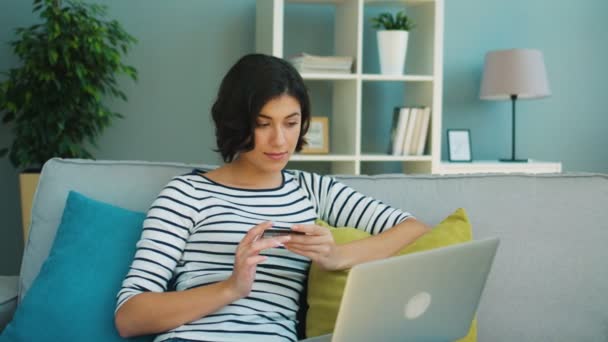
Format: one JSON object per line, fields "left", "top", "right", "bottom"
{"left": 1, "top": 158, "right": 607, "bottom": 341}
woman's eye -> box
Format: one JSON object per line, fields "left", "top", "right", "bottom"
{"left": 256, "top": 122, "right": 270, "bottom": 127}
{"left": 287, "top": 122, "right": 299, "bottom": 127}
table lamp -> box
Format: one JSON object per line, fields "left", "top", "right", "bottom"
{"left": 480, "top": 48, "right": 551, "bottom": 162}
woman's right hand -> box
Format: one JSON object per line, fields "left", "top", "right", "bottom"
{"left": 226, "top": 221, "right": 291, "bottom": 299}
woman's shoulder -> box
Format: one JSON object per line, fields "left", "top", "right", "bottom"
{"left": 287, "top": 169, "right": 336, "bottom": 189}
{"left": 161, "top": 169, "right": 210, "bottom": 191}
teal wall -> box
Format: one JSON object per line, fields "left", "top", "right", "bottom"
{"left": 1, "top": 0, "right": 607, "bottom": 274}
{"left": 443, "top": 0, "right": 608, "bottom": 167}
{"left": 0, "top": 0, "right": 36, "bottom": 276}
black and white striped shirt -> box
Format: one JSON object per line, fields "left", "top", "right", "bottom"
{"left": 116, "top": 169, "right": 412, "bottom": 342}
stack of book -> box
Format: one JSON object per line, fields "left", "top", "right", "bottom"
{"left": 388, "top": 106, "right": 432, "bottom": 156}
{"left": 288, "top": 53, "right": 354, "bottom": 74}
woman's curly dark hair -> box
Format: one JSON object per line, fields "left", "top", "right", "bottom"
{"left": 211, "top": 54, "right": 311, "bottom": 163}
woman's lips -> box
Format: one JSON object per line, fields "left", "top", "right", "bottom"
{"left": 265, "top": 152, "right": 287, "bottom": 160}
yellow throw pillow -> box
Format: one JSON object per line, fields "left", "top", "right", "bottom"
{"left": 306, "top": 208, "right": 477, "bottom": 342}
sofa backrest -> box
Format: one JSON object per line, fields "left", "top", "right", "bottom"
{"left": 334, "top": 172, "right": 608, "bottom": 341}
{"left": 22, "top": 158, "right": 608, "bottom": 341}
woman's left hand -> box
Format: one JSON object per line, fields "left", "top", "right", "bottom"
{"left": 283, "top": 224, "right": 342, "bottom": 271}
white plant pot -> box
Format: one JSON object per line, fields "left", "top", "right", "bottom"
{"left": 377, "top": 30, "right": 409, "bottom": 75}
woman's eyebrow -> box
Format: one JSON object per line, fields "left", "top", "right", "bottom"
{"left": 258, "top": 113, "right": 301, "bottom": 119}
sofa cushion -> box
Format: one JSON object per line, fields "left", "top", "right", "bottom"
{"left": 19, "top": 159, "right": 216, "bottom": 301}
{"left": 1, "top": 191, "right": 152, "bottom": 342}
{"left": 306, "top": 208, "right": 476, "bottom": 341}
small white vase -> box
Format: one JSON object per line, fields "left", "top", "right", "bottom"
{"left": 377, "top": 30, "right": 409, "bottom": 75}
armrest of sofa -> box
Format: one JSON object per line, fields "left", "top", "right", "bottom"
{"left": 0, "top": 276, "right": 19, "bottom": 332}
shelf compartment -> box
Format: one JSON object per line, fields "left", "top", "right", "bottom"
{"left": 305, "top": 79, "right": 358, "bottom": 155}
{"left": 362, "top": 0, "right": 437, "bottom": 76}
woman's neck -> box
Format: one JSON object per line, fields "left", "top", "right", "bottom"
{"left": 208, "top": 160, "right": 283, "bottom": 190}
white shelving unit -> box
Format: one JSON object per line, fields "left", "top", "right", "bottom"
{"left": 256, "top": 0, "right": 444, "bottom": 175}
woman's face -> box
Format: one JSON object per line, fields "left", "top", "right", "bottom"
{"left": 238, "top": 94, "right": 302, "bottom": 174}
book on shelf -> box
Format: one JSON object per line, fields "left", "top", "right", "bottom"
{"left": 401, "top": 107, "right": 418, "bottom": 155}
{"left": 415, "top": 107, "right": 431, "bottom": 155}
{"left": 288, "top": 53, "right": 354, "bottom": 74}
{"left": 408, "top": 107, "right": 424, "bottom": 155}
{"left": 387, "top": 107, "right": 400, "bottom": 154}
{"left": 387, "top": 106, "right": 431, "bottom": 156}
{"left": 389, "top": 107, "right": 410, "bottom": 155}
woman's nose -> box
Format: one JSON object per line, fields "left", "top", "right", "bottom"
{"left": 271, "top": 126, "right": 286, "bottom": 145}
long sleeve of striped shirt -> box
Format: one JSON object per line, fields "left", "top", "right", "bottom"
{"left": 116, "top": 176, "right": 199, "bottom": 311}
{"left": 292, "top": 170, "right": 413, "bottom": 234}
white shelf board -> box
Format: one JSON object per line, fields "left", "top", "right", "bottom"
{"left": 289, "top": 0, "right": 434, "bottom": 3}
{"left": 438, "top": 160, "right": 562, "bottom": 175}
{"left": 361, "top": 74, "right": 433, "bottom": 82}
{"left": 300, "top": 73, "right": 358, "bottom": 81}
{"left": 291, "top": 154, "right": 356, "bottom": 161}
{"left": 365, "top": 0, "right": 437, "bottom": 6}
{"left": 360, "top": 154, "right": 432, "bottom": 162}
{"left": 287, "top": 0, "right": 345, "bottom": 4}
{"left": 300, "top": 74, "right": 432, "bottom": 81}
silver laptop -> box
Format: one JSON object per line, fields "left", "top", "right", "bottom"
{"left": 301, "top": 238, "right": 499, "bottom": 342}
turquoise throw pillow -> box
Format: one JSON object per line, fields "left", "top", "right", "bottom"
{"left": 0, "top": 191, "right": 152, "bottom": 342}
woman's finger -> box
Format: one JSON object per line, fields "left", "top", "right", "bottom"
{"left": 284, "top": 245, "right": 316, "bottom": 259}
{"left": 241, "top": 221, "right": 273, "bottom": 246}
{"left": 284, "top": 243, "right": 330, "bottom": 254}
{"left": 291, "top": 224, "right": 328, "bottom": 236}
{"left": 246, "top": 255, "right": 268, "bottom": 267}
{"left": 248, "top": 235, "right": 291, "bottom": 255}
{"left": 286, "top": 234, "right": 327, "bottom": 245}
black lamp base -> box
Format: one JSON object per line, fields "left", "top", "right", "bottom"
{"left": 499, "top": 158, "right": 528, "bottom": 163}
{"left": 501, "top": 95, "right": 529, "bottom": 164}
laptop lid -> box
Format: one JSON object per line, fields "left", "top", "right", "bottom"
{"left": 331, "top": 238, "right": 500, "bottom": 342}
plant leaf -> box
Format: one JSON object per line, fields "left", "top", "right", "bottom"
{"left": 49, "top": 49, "right": 59, "bottom": 65}
{"left": 371, "top": 11, "right": 414, "bottom": 31}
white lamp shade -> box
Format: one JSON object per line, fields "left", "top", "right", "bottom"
{"left": 480, "top": 48, "right": 551, "bottom": 100}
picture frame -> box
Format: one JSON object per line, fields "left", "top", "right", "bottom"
{"left": 447, "top": 129, "right": 472, "bottom": 162}
{"left": 301, "top": 116, "right": 329, "bottom": 154}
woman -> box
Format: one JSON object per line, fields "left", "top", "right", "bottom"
{"left": 114, "top": 54, "right": 430, "bottom": 342}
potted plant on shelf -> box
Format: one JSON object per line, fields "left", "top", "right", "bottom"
{"left": 0, "top": 0, "right": 138, "bottom": 240}
{"left": 371, "top": 11, "right": 415, "bottom": 75}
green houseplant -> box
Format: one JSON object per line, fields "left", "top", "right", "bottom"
{"left": 370, "top": 11, "right": 415, "bottom": 75}
{"left": 0, "top": 0, "right": 138, "bottom": 171}
{"left": 0, "top": 0, "right": 138, "bottom": 240}
{"left": 371, "top": 11, "right": 415, "bottom": 31}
